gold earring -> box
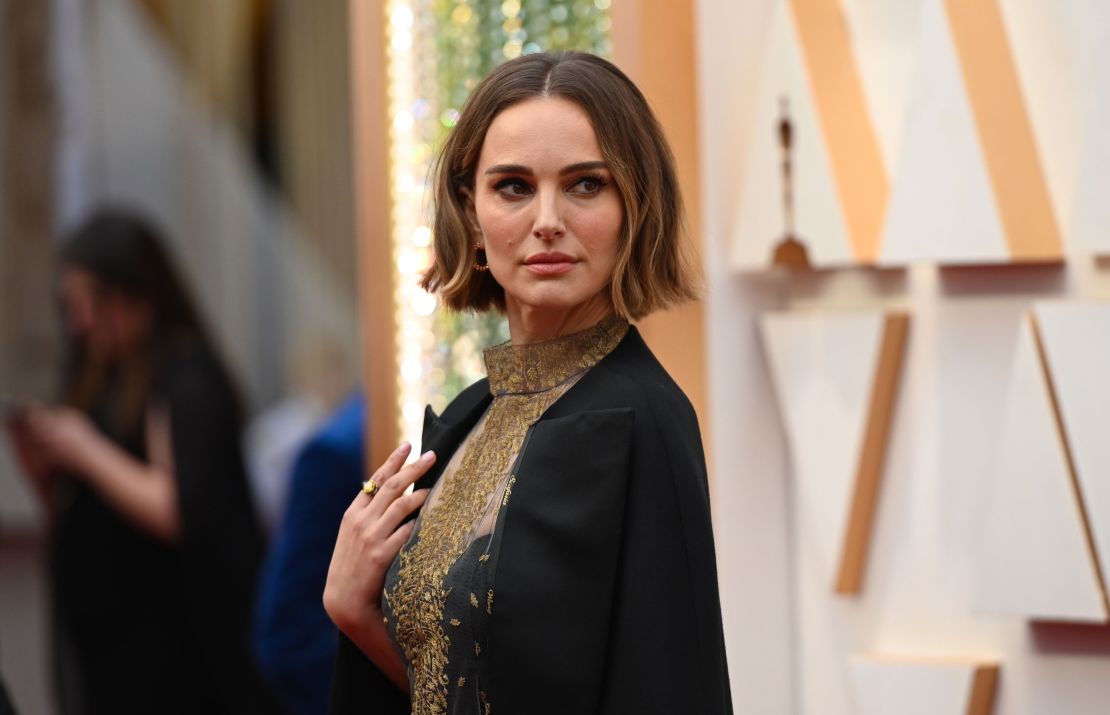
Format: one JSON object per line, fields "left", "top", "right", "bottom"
{"left": 473, "top": 242, "right": 489, "bottom": 272}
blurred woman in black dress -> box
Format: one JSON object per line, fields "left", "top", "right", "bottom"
{"left": 6, "top": 211, "right": 278, "bottom": 714}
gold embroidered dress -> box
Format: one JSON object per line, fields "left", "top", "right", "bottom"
{"left": 381, "top": 316, "right": 628, "bottom": 715}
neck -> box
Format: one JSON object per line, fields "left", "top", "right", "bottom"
{"left": 505, "top": 294, "right": 614, "bottom": 345}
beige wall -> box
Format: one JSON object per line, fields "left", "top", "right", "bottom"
{"left": 700, "top": 1, "right": 1110, "bottom": 713}
{"left": 695, "top": 0, "right": 796, "bottom": 711}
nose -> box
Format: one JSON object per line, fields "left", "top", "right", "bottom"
{"left": 532, "top": 188, "right": 565, "bottom": 241}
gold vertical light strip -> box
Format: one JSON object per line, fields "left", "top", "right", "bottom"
{"left": 1028, "top": 312, "right": 1110, "bottom": 619}
{"left": 788, "top": 0, "right": 888, "bottom": 264}
{"left": 944, "top": 0, "right": 1062, "bottom": 262}
{"left": 835, "top": 312, "right": 909, "bottom": 595}
{"left": 385, "top": 0, "right": 440, "bottom": 452}
{"left": 350, "top": 0, "right": 399, "bottom": 469}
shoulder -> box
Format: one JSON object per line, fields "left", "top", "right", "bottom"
{"left": 302, "top": 394, "right": 365, "bottom": 462}
{"left": 154, "top": 332, "right": 244, "bottom": 428}
{"left": 156, "top": 332, "right": 234, "bottom": 396}
{"left": 438, "top": 378, "right": 490, "bottom": 423}
{"left": 569, "top": 326, "right": 708, "bottom": 501}
{"left": 590, "top": 326, "right": 701, "bottom": 438}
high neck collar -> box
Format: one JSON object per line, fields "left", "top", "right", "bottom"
{"left": 483, "top": 315, "right": 628, "bottom": 396}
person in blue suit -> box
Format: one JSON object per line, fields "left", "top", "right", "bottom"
{"left": 253, "top": 393, "right": 365, "bottom": 715}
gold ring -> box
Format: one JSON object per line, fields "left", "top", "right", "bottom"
{"left": 362, "top": 479, "right": 380, "bottom": 497}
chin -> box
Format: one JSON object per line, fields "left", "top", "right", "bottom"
{"left": 525, "top": 280, "right": 578, "bottom": 298}
{"left": 512, "top": 285, "right": 608, "bottom": 315}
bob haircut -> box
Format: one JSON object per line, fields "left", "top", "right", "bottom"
{"left": 420, "top": 51, "right": 700, "bottom": 320}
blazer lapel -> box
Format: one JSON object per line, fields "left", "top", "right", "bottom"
{"left": 414, "top": 389, "right": 491, "bottom": 492}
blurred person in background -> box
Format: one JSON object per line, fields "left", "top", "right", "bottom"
{"left": 4, "top": 210, "right": 281, "bottom": 714}
{"left": 246, "top": 338, "right": 355, "bottom": 538}
{"left": 0, "top": 674, "right": 15, "bottom": 715}
{"left": 253, "top": 391, "right": 366, "bottom": 715}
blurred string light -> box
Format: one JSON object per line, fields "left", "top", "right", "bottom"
{"left": 385, "top": 0, "right": 611, "bottom": 446}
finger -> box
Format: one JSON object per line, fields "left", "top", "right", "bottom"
{"left": 348, "top": 442, "right": 412, "bottom": 515}
{"left": 345, "top": 489, "right": 369, "bottom": 516}
{"left": 381, "top": 520, "right": 418, "bottom": 559}
{"left": 367, "top": 451, "right": 436, "bottom": 519}
{"left": 367, "top": 442, "right": 413, "bottom": 490}
{"left": 377, "top": 488, "right": 430, "bottom": 535}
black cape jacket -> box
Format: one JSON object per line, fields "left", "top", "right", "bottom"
{"left": 330, "top": 327, "right": 733, "bottom": 714}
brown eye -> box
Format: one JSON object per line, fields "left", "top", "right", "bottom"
{"left": 493, "top": 178, "right": 532, "bottom": 198}
{"left": 569, "top": 175, "right": 607, "bottom": 195}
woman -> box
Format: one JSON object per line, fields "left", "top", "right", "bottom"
{"left": 324, "top": 52, "right": 732, "bottom": 714}
{"left": 6, "top": 211, "right": 278, "bottom": 713}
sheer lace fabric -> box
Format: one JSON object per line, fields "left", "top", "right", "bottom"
{"left": 381, "top": 316, "right": 628, "bottom": 714}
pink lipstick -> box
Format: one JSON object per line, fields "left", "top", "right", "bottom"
{"left": 524, "top": 251, "right": 577, "bottom": 276}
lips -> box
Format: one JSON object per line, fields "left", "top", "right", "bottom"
{"left": 524, "top": 252, "right": 578, "bottom": 276}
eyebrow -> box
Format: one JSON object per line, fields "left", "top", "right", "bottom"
{"left": 483, "top": 160, "right": 609, "bottom": 176}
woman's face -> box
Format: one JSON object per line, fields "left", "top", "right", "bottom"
{"left": 60, "top": 268, "right": 100, "bottom": 344}
{"left": 59, "top": 267, "right": 149, "bottom": 361}
{"left": 470, "top": 97, "right": 623, "bottom": 331}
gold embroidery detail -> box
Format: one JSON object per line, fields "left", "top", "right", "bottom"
{"left": 483, "top": 316, "right": 628, "bottom": 396}
{"left": 457, "top": 677, "right": 466, "bottom": 687}
{"left": 449, "top": 618, "right": 460, "bottom": 627}
{"left": 478, "top": 553, "right": 490, "bottom": 563}
{"left": 486, "top": 589, "right": 494, "bottom": 615}
{"left": 501, "top": 475, "right": 517, "bottom": 507}
{"left": 387, "top": 317, "right": 628, "bottom": 714}
{"left": 474, "top": 641, "right": 481, "bottom": 656}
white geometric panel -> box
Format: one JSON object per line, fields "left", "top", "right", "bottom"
{"left": 975, "top": 314, "right": 1108, "bottom": 622}
{"left": 998, "top": 0, "right": 1094, "bottom": 240}
{"left": 850, "top": 656, "right": 999, "bottom": 715}
{"left": 760, "top": 311, "right": 886, "bottom": 592}
{"left": 731, "top": 0, "right": 854, "bottom": 270}
{"left": 1072, "top": 51, "right": 1110, "bottom": 254}
{"left": 840, "top": 0, "right": 925, "bottom": 173}
{"left": 1032, "top": 302, "right": 1110, "bottom": 594}
{"left": 878, "top": 0, "right": 1010, "bottom": 265}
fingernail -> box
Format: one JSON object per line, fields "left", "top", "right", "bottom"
{"left": 397, "top": 441, "right": 411, "bottom": 452}
{"left": 420, "top": 450, "right": 435, "bottom": 462}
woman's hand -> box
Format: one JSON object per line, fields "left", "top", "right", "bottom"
{"left": 324, "top": 442, "right": 436, "bottom": 689}
{"left": 19, "top": 406, "right": 181, "bottom": 541}
{"left": 25, "top": 406, "right": 104, "bottom": 474}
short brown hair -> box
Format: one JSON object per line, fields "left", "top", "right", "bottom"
{"left": 420, "top": 51, "right": 700, "bottom": 320}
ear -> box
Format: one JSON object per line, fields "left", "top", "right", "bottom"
{"left": 459, "top": 186, "right": 482, "bottom": 238}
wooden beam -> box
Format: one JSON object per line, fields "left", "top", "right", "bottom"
{"left": 0, "top": 0, "right": 57, "bottom": 402}
{"left": 610, "top": 0, "right": 710, "bottom": 467}
{"left": 836, "top": 311, "right": 909, "bottom": 594}
{"left": 348, "top": 0, "right": 398, "bottom": 472}
{"left": 789, "top": 0, "right": 888, "bottom": 264}
{"left": 945, "top": 0, "right": 1062, "bottom": 262}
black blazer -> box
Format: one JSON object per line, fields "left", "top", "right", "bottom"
{"left": 330, "top": 327, "right": 733, "bottom": 714}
